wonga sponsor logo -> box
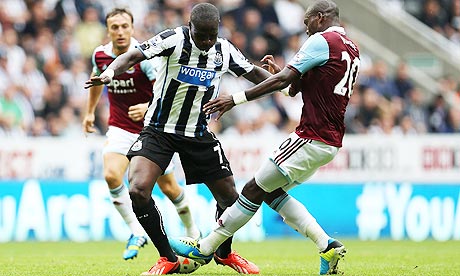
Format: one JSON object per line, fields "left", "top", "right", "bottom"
{"left": 177, "top": 65, "right": 215, "bottom": 87}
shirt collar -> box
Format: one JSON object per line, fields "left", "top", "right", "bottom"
{"left": 322, "top": 26, "right": 346, "bottom": 35}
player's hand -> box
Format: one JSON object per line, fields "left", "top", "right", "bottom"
{"left": 84, "top": 70, "right": 113, "bottom": 89}
{"left": 203, "top": 95, "right": 234, "bottom": 121}
{"left": 82, "top": 113, "right": 96, "bottom": 134}
{"left": 128, "top": 103, "right": 148, "bottom": 122}
{"left": 261, "top": 55, "right": 281, "bottom": 74}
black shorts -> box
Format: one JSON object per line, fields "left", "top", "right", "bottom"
{"left": 127, "top": 127, "right": 232, "bottom": 184}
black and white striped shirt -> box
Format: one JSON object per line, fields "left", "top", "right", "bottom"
{"left": 137, "top": 26, "right": 254, "bottom": 137}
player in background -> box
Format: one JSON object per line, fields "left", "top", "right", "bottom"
{"left": 82, "top": 8, "right": 200, "bottom": 261}
{"left": 84, "top": 3, "right": 280, "bottom": 274}
{"left": 170, "top": 0, "right": 360, "bottom": 275}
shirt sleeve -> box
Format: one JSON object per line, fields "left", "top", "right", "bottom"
{"left": 227, "top": 40, "right": 254, "bottom": 77}
{"left": 140, "top": 57, "right": 159, "bottom": 81}
{"left": 136, "top": 28, "right": 179, "bottom": 59}
{"left": 288, "top": 33, "right": 329, "bottom": 75}
{"left": 91, "top": 49, "right": 100, "bottom": 75}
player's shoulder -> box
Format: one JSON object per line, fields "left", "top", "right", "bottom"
{"left": 93, "top": 42, "right": 114, "bottom": 58}
{"left": 157, "top": 26, "right": 184, "bottom": 40}
{"left": 93, "top": 44, "right": 106, "bottom": 55}
{"left": 321, "top": 27, "right": 359, "bottom": 52}
{"left": 217, "top": 37, "right": 239, "bottom": 52}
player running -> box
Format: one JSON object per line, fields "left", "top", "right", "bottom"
{"left": 82, "top": 8, "right": 200, "bottom": 261}
{"left": 170, "top": 0, "right": 360, "bottom": 275}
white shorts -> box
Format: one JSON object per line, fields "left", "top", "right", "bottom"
{"left": 254, "top": 132, "right": 339, "bottom": 193}
{"left": 103, "top": 126, "right": 175, "bottom": 174}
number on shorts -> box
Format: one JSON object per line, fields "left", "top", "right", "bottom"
{"left": 213, "top": 145, "right": 224, "bottom": 164}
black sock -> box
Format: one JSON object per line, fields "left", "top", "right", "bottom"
{"left": 133, "top": 197, "right": 176, "bottom": 261}
{"left": 214, "top": 204, "right": 232, "bottom": 258}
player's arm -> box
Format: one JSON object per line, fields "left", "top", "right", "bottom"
{"left": 82, "top": 71, "right": 104, "bottom": 134}
{"left": 84, "top": 49, "right": 146, "bottom": 88}
{"left": 128, "top": 58, "right": 157, "bottom": 122}
{"left": 242, "top": 65, "right": 272, "bottom": 84}
{"left": 203, "top": 68, "right": 297, "bottom": 120}
{"left": 203, "top": 34, "right": 328, "bottom": 120}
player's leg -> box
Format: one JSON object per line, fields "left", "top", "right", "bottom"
{"left": 157, "top": 169, "right": 201, "bottom": 239}
{"left": 104, "top": 153, "right": 147, "bottom": 260}
{"left": 102, "top": 127, "right": 147, "bottom": 260}
{"left": 127, "top": 133, "right": 180, "bottom": 274}
{"left": 264, "top": 136, "right": 345, "bottom": 275}
{"left": 265, "top": 188, "right": 331, "bottom": 251}
{"left": 104, "top": 153, "right": 144, "bottom": 234}
{"left": 172, "top": 133, "right": 259, "bottom": 274}
{"left": 204, "top": 176, "right": 259, "bottom": 274}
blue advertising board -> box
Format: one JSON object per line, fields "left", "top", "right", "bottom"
{"left": 1, "top": 180, "right": 459, "bottom": 242}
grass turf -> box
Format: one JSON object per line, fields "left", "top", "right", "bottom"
{"left": 1, "top": 239, "right": 459, "bottom": 275}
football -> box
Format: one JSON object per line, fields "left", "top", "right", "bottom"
{"left": 177, "top": 255, "right": 201, "bottom": 274}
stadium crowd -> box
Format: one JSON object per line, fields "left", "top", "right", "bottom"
{"left": 0, "top": 0, "right": 459, "bottom": 138}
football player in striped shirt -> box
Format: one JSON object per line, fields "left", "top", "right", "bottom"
{"left": 171, "top": 0, "right": 360, "bottom": 275}
{"left": 82, "top": 8, "right": 200, "bottom": 263}
{"left": 85, "top": 3, "right": 277, "bottom": 275}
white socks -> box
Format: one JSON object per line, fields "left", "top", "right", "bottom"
{"left": 110, "top": 184, "right": 145, "bottom": 236}
{"left": 200, "top": 194, "right": 260, "bottom": 255}
{"left": 172, "top": 189, "right": 201, "bottom": 239}
{"left": 269, "top": 194, "right": 330, "bottom": 251}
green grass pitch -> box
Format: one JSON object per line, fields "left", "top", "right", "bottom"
{"left": 1, "top": 239, "right": 459, "bottom": 275}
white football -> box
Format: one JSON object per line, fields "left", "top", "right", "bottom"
{"left": 177, "top": 255, "right": 201, "bottom": 274}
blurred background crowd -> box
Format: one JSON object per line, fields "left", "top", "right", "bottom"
{"left": 0, "top": 0, "right": 459, "bottom": 138}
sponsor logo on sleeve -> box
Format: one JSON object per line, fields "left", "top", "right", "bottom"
{"left": 139, "top": 41, "right": 150, "bottom": 51}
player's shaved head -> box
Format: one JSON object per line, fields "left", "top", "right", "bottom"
{"left": 306, "top": 0, "right": 339, "bottom": 22}
{"left": 190, "top": 3, "right": 220, "bottom": 26}
{"left": 189, "top": 3, "right": 220, "bottom": 51}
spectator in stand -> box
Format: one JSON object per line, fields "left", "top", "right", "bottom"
{"left": 0, "top": 84, "right": 34, "bottom": 136}
{"left": 0, "top": 48, "right": 11, "bottom": 95}
{"left": 21, "top": 1, "right": 52, "bottom": 37}
{"left": 448, "top": 108, "right": 460, "bottom": 132}
{"left": 274, "top": 0, "right": 306, "bottom": 36}
{"left": 19, "top": 55, "right": 47, "bottom": 115}
{"left": 1, "top": 28, "right": 26, "bottom": 77}
{"left": 345, "top": 85, "right": 366, "bottom": 134}
{"left": 403, "top": 88, "right": 429, "bottom": 133}
{"left": 74, "top": 6, "right": 106, "bottom": 61}
{"left": 41, "top": 78, "right": 68, "bottom": 119}
{"left": 449, "top": 0, "right": 460, "bottom": 31}
{"left": 419, "top": 0, "right": 448, "bottom": 34}
{"left": 357, "top": 86, "right": 386, "bottom": 131}
{"left": 0, "top": 0, "right": 28, "bottom": 31}
{"left": 240, "top": 8, "right": 264, "bottom": 41}
{"left": 246, "top": 0, "right": 279, "bottom": 26}
{"left": 392, "top": 62, "right": 414, "bottom": 100}
{"left": 363, "top": 60, "right": 400, "bottom": 100}
{"left": 428, "top": 94, "right": 451, "bottom": 132}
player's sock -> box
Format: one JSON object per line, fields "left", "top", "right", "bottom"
{"left": 269, "top": 193, "right": 330, "bottom": 251}
{"left": 214, "top": 204, "right": 231, "bottom": 258}
{"left": 201, "top": 194, "right": 260, "bottom": 255}
{"left": 172, "top": 188, "right": 200, "bottom": 238}
{"left": 110, "top": 184, "right": 145, "bottom": 236}
{"left": 133, "top": 197, "right": 176, "bottom": 261}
